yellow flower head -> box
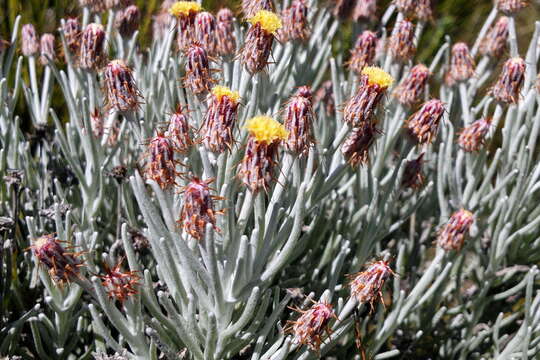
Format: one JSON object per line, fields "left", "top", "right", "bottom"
{"left": 248, "top": 10, "right": 282, "bottom": 34}
{"left": 361, "top": 66, "right": 394, "bottom": 89}
{"left": 169, "top": 1, "right": 202, "bottom": 17}
{"left": 212, "top": 86, "right": 241, "bottom": 103}
{"left": 245, "top": 116, "right": 288, "bottom": 144}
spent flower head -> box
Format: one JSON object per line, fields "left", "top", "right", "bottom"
{"left": 438, "top": 210, "right": 474, "bottom": 251}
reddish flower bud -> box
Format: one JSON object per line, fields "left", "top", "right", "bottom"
{"left": 62, "top": 18, "right": 82, "bottom": 56}
{"left": 178, "top": 177, "right": 221, "bottom": 240}
{"left": 79, "top": 23, "right": 106, "bottom": 70}
{"left": 448, "top": 43, "right": 475, "bottom": 84}
{"left": 104, "top": 59, "right": 142, "bottom": 112}
{"left": 30, "top": 234, "right": 83, "bottom": 283}
{"left": 342, "top": 121, "right": 380, "bottom": 166}
{"left": 284, "top": 86, "right": 315, "bottom": 154}
{"left": 405, "top": 99, "right": 445, "bottom": 145}
{"left": 278, "top": 0, "right": 310, "bottom": 42}
{"left": 349, "top": 260, "right": 394, "bottom": 309}
{"left": 402, "top": 153, "right": 425, "bottom": 189}
{"left": 116, "top": 5, "right": 141, "bottom": 38}
{"left": 490, "top": 57, "right": 526, "bottom": 104}
{"left": 480, "top": 17, "right": 509, "bottom": 58}
{"left": 394, "top": 64, "right": 430, "bottom": 106}
{"left": 353, "top": 0, "right": 378, "bottom": 22}
{"left": 169, "top": 1, "right": 202, "bottom": 51}
{"left": 21, "top": 24, "right": 39, "bottom": 57}
{"left": 332, "top": 0, "right": 355, "bottom": 19}
{"left": 144, "top": 132, "right": 180, "bottom": 189}
{"left": 202, "top": 86, "right": 241, "bottom": 153}
{"left": 315, "top": 80, "right": 335, "bottom": 116}
{"left": 184, "top": 43, "right": 214, "bottom": 95}
{"left": 194, "top": 11, "right": 218, "bottom": 55}
{"left": 458, "top": 117, "right": 492, "bottom": 152}
{"left": 101, "top": 259, "right": 140, "bottom": 304}
{"left": 287, "top": 301, "right": 336, "bottom": 351}
{"left": 39, "top": 33, "right": 55, "bottom": 65}
{"left": 242, "top": 0, "right": 274, "bottom": 18}
{"left": 437, "top": 209, "right": 474, "bottom": 251}
{"left": 167, "top": 106, "right": 193, "bottom": 153}
{"left": 216, "top": 8, "right": 237, "bottom": 56}
{"left": 241, "top": 10, "right": 282, "bottom": 74}
{"left": 496, "top": 0, "right": 527, "bottom": 14}
{"left": 348, "top": 31, "right": 378, "bottom": 75}
{"left": 388, "top": 19, "right": 416, "bottom": 62}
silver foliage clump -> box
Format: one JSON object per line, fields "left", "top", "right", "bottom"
{"left": 1, "top": 0, "right": 540, "bottom": 359}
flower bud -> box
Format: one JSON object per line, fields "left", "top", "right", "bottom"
{"left": 21, "top": 24, "right": 39, "bottom": 57}
{"left": 39, "top": 33, "right": 55, "bottom": 65}
{"left": 241, "top": 10, "right": 282, "bottom": 74}
{"left": 116, "top": 5, "right": 141, "bottom": 38}
{"left": 490, "top": 57, "right": 525, "bottom": 105}
{"left": 437, "top": 209, "right": 474, "bottom": 251}
{"left": 104, "top": 59, "right": 142, "bottom": 112}
{"left": 402, "top": 153, "right": 425, "bottom": 189}
{"left": 394, "top": 64, "right": 430, "bottom": 106}
{"left": 239, "top": 116, "right": 288, "bottom": 193}
{"left": 242, "top": 0, "right": 274, "bottom": 18}
{"left": 30, "top": 234, "right": 83, "bottom": 283}
{"left": 167, "top": 106, "right": 193, "bottom": 153}
{"left": 348, "top": 31, "right": 378, "bottom": 75}
{"left": 79, "top": 0, "right": 105, "bottom": 12}
{"left": 405, "top": 99, "right": 445, "bottom": 145}
{"left": 62, "top": 18, "right": 81, "bottom": 58}
{"left": 353, "top": 0, "right": 378, "bottom": 22}
{"left": 342, "top": 121, "right": 379, "bottom": 166}
{"left": 278, "top": 0, "right": 310, "bottom": 42}
{"left": 144, "top": 132, "right": 179, "bottom": 189}
{"left": 393, "top": 0, "right": 432, "bottom": 20}
{"left": 178, "top": 177, "right": 221, "bottom": 240}
{"left": 315, "top": 80, "right": 335, "bottom": 116}
{"left": 202, "top": 86, "right": 241, "bottom": 153}
{"left": 194, "top": 11, "right": 218, "bottom": 55}
{"left": 448, "top": 43, "right": 475, "bottom": 84}
{"left": 284, "top": 86, "right": 315, "bottom": 154}
{"left": 480, "top": 17, "right": 509, "bottom": 58}
{"left": 169, "top": 1, "right": 202, "bottom": 51}
{"left": 496, "top": 0, "right": 527, "bottom": 14}
{"left": 79, "top": 23, "right": 106, "bottom": 70}
{"left": 184, "top": 43, "right": 214, "bottom": 95}
{"left": 388, "top": 19, "right": 416, "bottom": 62}
{"left": 287, "top": 301, "right": 335, "bottom": 351}
{"left": 349, "top": 260, "right": 393, "bottom": 309}
{"left": 216, "top": 8, "right": 237, "bottom": 56}
{"left": 101, "top": 260, "right": 140, "bottom": 304}
{"left": 458, "top": 117, "right": 491, "bottom": 152}
{"left": 344, "top": 67, "right": 394, "bottom": 126}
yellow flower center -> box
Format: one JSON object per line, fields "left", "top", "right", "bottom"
{"left": 361, "top": 66, "right": 394, "bottom": 89}
{"left": 248, "top": 10, "right": 282, "bottom": 34}
{"left": 212, "top": 86, "right": 241, "bottom": 103}
{"left": 245, "top": 116, "right": 288, "bottom": 144}
{"left": 168, "top": 1, "right": 202, "bottom": 17}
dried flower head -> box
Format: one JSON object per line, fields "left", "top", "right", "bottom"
{"left": 30, "top": 234, "right": 83, "bottom": 283}
{"left": 394, "top": 63, "right": 430, "bottom": 106}
{"left": 480, "top": 16, "right": 509, "bottom": 58}
{"left": 284, "top": 86, "right": 315, "bottom": 154}
{"left": 242, "top": 0, "right": 274, "bottom": 18}
{"left": 402, "top": 153, "right": 426, "bottom": 189}
{"left": 437, "top": 209, "right": 474, "bottom": 251}
{"left": 353, "top": 0, "right": 378, "bottom": 22}
{"left": 241, "top": 10, "right": 282, "bottom": 73}
{"left": 348, "top": 31, "right": 378, "bottom": 75}
{"left": 79, "top": 23, "right": 106, "bottom": 70}
{"left": 202, "top": 86, "right": 241, "bottom": 153}
{"left": 39, "top": 33, "right": 55, "bottom": 65}
{"left": 332, "top": 0, "right": 355, "bottom": 19}
{"left": 216, "top": 8, "right": 237, "bottom": 56}
{"left": 184, "top": 43, "right": 214, "bottom": 95}
{"left": 349, "top": 260, "right": 394, "bottom": 309}
{"left": 388, "top": 19, "right": 416, "bottom": 62}
{"left": 405, "top": 99, "right": 445, "bottom": 145}
{"left": 178, "top": 177, "right": 222, "bottom": 240}
{"left": 21, "top": 24, "right": 39, "bottom": 57}
{"left": 341, "top": 121, "right": 380, "bottom": 166}
{"left": 167, "top": 105, "right": 193, "bottom": 153}
{"left": 116, "top": 5, "right": 141, "bottom": 38}
{"left": 144, "top": 132, "right": 180, "bottom": 189}
{"left": 278, "top": 0, "right": 310, "bottom": 42}
{"left": 169, "top": 1, "right": 202, "bottom": 51}
{"left": 458, "top": 117, "right": 492, "bottom": 152}
{"left": 239, "top": 116, "right": 288, "bottom": 192}
{"left": 62, "top": 18, "right": 82, "bottom": 57}
{"left": 448, "top": 42, "right": 475, "bottom": 84}
{"left": 490, "top": 57, "right": 526, "bottom": 105}
{"left": 343, "top": 67, "right": 393, "bottom": 126}
{"left": 101, "top": 259, "right": 140, "bottom": 304}
{"left": 194, "top": 12, "right": 218, "bottom": 55}
{"left": 286, "top": 301, "right": 336, "bottom": 351}
{"left": 496, "top": 0, "right": 527, "bottom": 14}
{"left": 315, "top": 80, "right": 335, "bottom": 116}
{"left": 393, "top": 0, "right": 432, "bottom": 21}
{"left": 104, "top": 59, "right": 142, "bottom": 112}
